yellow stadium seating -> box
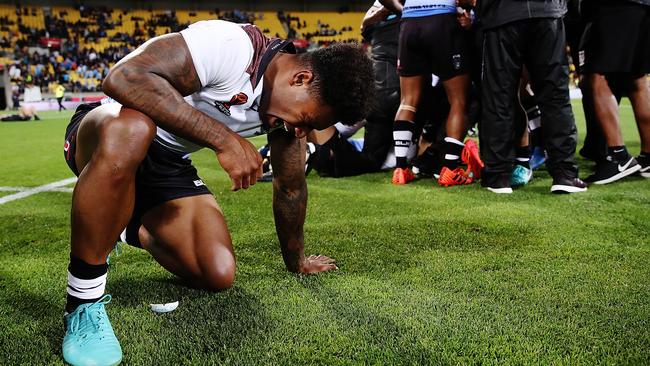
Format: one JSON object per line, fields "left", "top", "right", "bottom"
{"left": 0, "top": 5, "right": 362, "bottom": 53}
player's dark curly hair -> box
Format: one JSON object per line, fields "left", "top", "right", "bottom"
{"left": 299, "top": 43, "right": 375, "bottom": 125}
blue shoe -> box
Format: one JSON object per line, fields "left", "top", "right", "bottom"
{"left": 510, "top": 165, "right": 533, "bottom": 188}
{"left": 530, "top": 147, "right": 546, "bottom": 170}
{"left": 63, "top": 295, "right": 122, "bottom": 366}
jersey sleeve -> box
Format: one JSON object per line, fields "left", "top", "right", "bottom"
{"left": 180, "top": 20, "right": 254, "bottom": 89}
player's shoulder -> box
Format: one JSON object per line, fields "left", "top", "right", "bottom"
{"left": 181, "top": 20, "right": 250, "bottom": 40}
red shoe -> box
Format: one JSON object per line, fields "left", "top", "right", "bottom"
{"left": 437, "top": 166, "right": 474, "bottom": 186}
{"left": 392, "top": 167, "right": 416, "bottom": 185}
{"left": 462, "top": 139, "right": 484, "bottom": 179}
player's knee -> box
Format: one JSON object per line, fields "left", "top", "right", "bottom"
{"left": 201, "top": 252, "right": 236, "bottom": 292}
{"left": 98, "top": 114, "right": 156, "bottom": 168}
{"left": 103, "top": 114, "right": 155, "bottom": 145}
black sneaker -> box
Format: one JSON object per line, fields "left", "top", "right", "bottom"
{"left": 637, "top": 155, "right": 650, "bottom": 178}
{"left": 411, "top": 145, "right": 441, "bottom": 179}
{"left": 482, "top": 173, "right": 512, "bottom": 194}
{"left": 551, "top": 175, "right": 588, "bottom": 194}
{"left": 584, "top": 155, "right": 641, "bottom": 184}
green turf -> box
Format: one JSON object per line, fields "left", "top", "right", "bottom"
{"left": 0, "top": 102, "right": 648, "bottom": 365}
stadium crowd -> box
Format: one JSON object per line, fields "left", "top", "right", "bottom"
{"left": 0, "top": 4, "right": 355, "bottom": 97}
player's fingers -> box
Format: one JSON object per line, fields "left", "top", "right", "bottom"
{"left": 230, "top": 175, "right": 242, "bottom": 191}
{"left": 318, "top": 263, "right": 339, "bottom": 272}
{"left": 257, "top": 163, "right": 263, "bottom": 179}
{"left": 241, "top": 173, "right": 251, "bottom": 189}
{"left": 317, "top": 257, "right": 336, "bottom": 265}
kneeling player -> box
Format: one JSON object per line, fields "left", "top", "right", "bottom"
{"left": 61, "top": 20, "right": 373, "bottom": 366}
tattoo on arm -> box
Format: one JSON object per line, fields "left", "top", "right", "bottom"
{"left": 268, "top": 128, "right": 308, "bottom": 272}
{"left": 102, "top": 33, "right": 232, "bottom": 151}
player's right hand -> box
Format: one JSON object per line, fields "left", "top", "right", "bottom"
{"left": 216, "top": 133, "right": 263, "bottom": 191}
{"left": 296, "top": 255, "right": 338, "bottom": 274}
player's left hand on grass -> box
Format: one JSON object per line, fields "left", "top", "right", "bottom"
{"left": 298, "top": 255, "right": 338, "bottom": 274}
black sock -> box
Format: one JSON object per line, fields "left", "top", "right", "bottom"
{"left": 529, "top": 128, "right": 543, "bottom": 149}
{"left": 441, "top": 138, "right": 464, "bottom": 170}
{"left": 515, "top": 146, "right": 531, "bottom": 169}
{"left": 607, "top": 145, "right": 630, "bottom": 161}
{"left": 639, "top": 151, "right": 650, "bottom": 159}
{"left": 66, "top": 254, "right": 108, "bottom": 313}
{"left": 394, "top": 120, "right": 415, "bottom": 169}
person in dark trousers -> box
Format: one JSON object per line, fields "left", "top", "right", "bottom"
{"left": 471, "top": 0, "right": 587, "bottom": 194}
{"left": 580, "top": 0, "right": 650, "bottom": 184}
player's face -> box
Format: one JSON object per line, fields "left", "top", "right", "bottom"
{"left": 260, "top": 71, "right": 335, "bottom": 138}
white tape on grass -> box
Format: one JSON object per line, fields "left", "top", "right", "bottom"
{"left": 0, "top": 177, "right": 77, "bottom": 205}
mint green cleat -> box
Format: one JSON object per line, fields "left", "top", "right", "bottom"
{"left": 510, "top": 165, "right": 533, "bottom": 188}
{"left": 63, "top": 294, "right": 122, "bottom": 366}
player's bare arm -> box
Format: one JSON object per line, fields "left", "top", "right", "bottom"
{"left": 378, "top": 0, "right": 404, "bottom": 13}
{"left": 102, "top": 33, "right": 262, "bottom": 190}
{"left": 361, "top": 4, "right": 390, "bottom": 33}
{"left": 268, "top": 128, "right": 337, "bottom": 274}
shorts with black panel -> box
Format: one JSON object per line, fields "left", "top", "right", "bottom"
{"left": 397, "top": 13, "right": 471, "bottom": 80}
{"left": 64, "top": 102, "right": 212, "bottom": 248}
{"left": 581, "top": 0, "right": 650, "bottom": 74}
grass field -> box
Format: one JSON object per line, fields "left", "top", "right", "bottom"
{"left": 0, "top": 100, "right": 648, "bottom": 365}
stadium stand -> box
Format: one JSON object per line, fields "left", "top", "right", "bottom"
{"left": 0, "top": 4, "right": 363, "bottom": 109}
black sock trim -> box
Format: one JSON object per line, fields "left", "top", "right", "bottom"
{"left": 394, "top": 120, "right": 415, "bottom": 132}
{"left": 68, "top": 253, "right": 108, "bottom": 279}
{"left": 66, "top": 294, "right": 101, "bottom": 312}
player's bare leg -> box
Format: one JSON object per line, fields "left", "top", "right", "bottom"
{"left": 392, "top": 75, "right": 423, "bottom": 184}
{"left": 442, "top": 74, "right": 469, "bottom": 142}
{"left": 587, "top": 73, "right": 642, "bottom": 183}
{"left": 72, "top": 104, "right": 156, "bottom": 268}
{"left": 438, "top": 74, "right": 474, "bottom": 186}
{"left": 63, "top": 103, "right": 156, "bottom": 366}
{"left": 137, "top": 194, "right": 236, "bottom": 291}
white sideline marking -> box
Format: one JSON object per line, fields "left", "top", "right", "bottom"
{"left": 0, "top": 186, "right": 74, "bottom": 193}
{"left": 0, "top": 177, "right": 77, "bottom": 205}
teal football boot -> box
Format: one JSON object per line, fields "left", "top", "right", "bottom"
{"left": 510, "top": 165, "right": 533, "bottom": 188}
{"left": 63, "top": 294, "right": 122, "bottom": 366}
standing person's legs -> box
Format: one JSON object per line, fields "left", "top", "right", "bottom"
{"left": 479, "top": 23, "right": 523, "bottom": 192}
{"left": 510, "top": 82, "right": 534, "bottom": 188}
{"left": 440, "top": 74, "right": 470, "bottom": 167}
{"left": 525, "top": 18, "right": 578, "bottom": 176}
{"left": 392, "top": 16, "right": 426, "bottom": 184}
{"left": 525, "top": 18, "right": 586, "bottom": 193}
{"left": 628, "top": 73, "right": 650, "bottom": 177}
{"left": 394, "top": 75, "right": 423, "bottom": 166}
{"left": 590, "top": 73, "right": 623, "bottom": 146}
{"left": 629, "top": 74, "right": 650, "bottom": 153}
{"left": 391, "top": 75, "right": 423, "bottom": 184}
{"left": 582, "top": 0, "right": 647, "bottom": 183}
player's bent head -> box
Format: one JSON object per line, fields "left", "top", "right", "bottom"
{"left": 298, "top": 43, "right": 374, "bottom": 126}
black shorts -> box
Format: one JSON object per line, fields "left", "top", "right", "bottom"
{"left": 397, "top": 13, "right": 471, "bottom": 79}
{"left": 64, "top": 102, "right": 212, "bottom": 247}
{"left": 580, "top": 0, "right": 650, "bottom": 74}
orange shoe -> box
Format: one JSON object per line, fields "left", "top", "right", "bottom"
{"left": 437, "top": 166, "right": 474, "bottom": 186}
{"left": 392, "top": 167, "right": 416, "bottom": 185}
{"left": 462, "top": 139, "right": 484, "bottom": 179}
